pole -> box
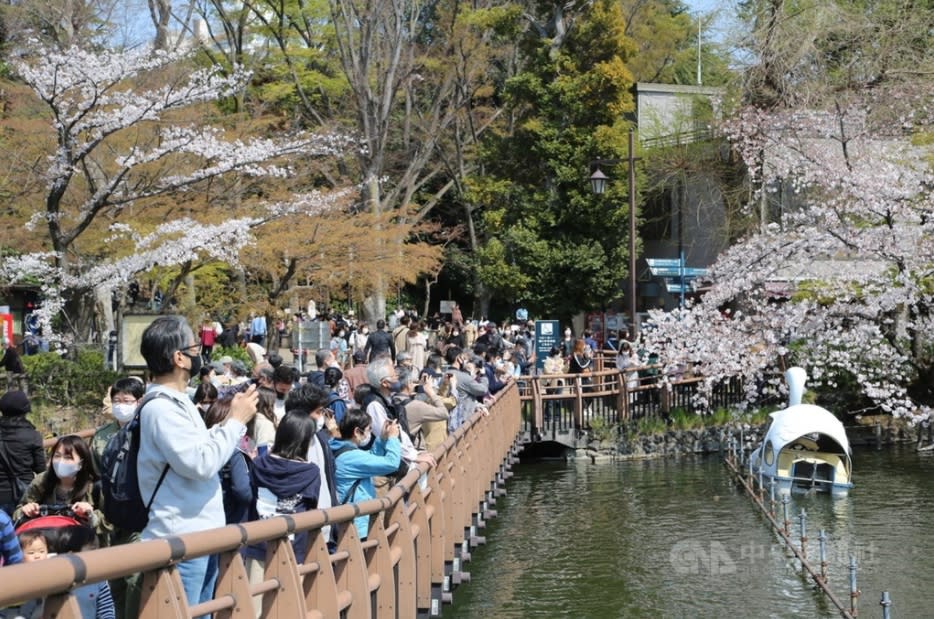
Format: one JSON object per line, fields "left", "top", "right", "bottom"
{"left": 679, "top": 249, "right": 685, "bottom": 309}
{"left": 696, "top": 13, "right": 702, "bottom": 86}
{"left": 628, "top": 128, "right": 638, "bottom": 340}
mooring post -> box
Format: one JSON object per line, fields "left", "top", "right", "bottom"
{"left": 758, "top": 471, "right": 765, "bottom": 502}
{"left": 798, "top": 508, "right": 808, "bottom": 559}
{"left": 769, "top": 479, "right": 776, "bottom": 518}
{"left": 849, "top": 555, "right": 860, "bottom": 617}
{"left": 880, "top": 591, "right": 891, "bottom": 619}
{"left": 782, "top": 495, "right": 791, "bottom": 536}
{"left": 818, "top": 529, "right": 828, "bottom": 582}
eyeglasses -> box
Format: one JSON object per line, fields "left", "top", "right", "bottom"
{"left": 180, "top": 344, "right": 200, "bottom": 353}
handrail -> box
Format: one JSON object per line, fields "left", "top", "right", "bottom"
{"left": 0, "top": 383, "right": 524, "bottom": 618}
{"left": 518, "top": 363, "right": 744, "bottom": 433}
{"left": 43, "top": 428, "right": 95, "bottom": 449}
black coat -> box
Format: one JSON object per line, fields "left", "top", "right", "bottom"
{"left": 0, "top": 416, "right": 46, "bottom": 505}
{"left": 364, "top": 329, "right": 395, "bottom": 362}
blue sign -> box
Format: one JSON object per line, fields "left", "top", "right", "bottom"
{"left": 646, "top": 258, "right": 682, "bottom": 268}
{"left": 534, "top": 320, "right": 560, "bottom": 371}
{"left": 666, "top": 282, "right": 695, "bottom": 293}
{"left": 646, "top": 258, "right": 708, "bottom": 278}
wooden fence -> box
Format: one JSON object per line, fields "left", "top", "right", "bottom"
{"left": 2, "top": 384, "right": 523, "bottom": 618}
{"left": 517, "top": 359, "right": 745, "bottom": 438}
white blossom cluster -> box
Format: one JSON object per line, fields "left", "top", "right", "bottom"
{"left": 648, "top": 100, "right": 934, "bottom": 421}
{"left": 2, "top": 42, "right": 353, "bottom": 341}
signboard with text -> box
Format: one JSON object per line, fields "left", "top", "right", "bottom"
{"left": 535, "top": 320, "right": 560, "bottom": 371}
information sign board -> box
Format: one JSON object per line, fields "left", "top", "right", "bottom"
{"left": 535, "top": 320, "right": 560, "bottom": 371}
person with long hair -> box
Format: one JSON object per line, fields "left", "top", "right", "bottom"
{"left": 244, "top": 412, "right": 321, "bottom": 614}
{"left": 201, "top": 398, "right": 253, "bottom": 526}
{"left": 14, "top": 435, "right": 107, "bottom": 538}
{"left": 568, "top": 337, "right": 594, "bottom": 393}
{"left": 249, "top": 387, "right": 279, "bottom": 453}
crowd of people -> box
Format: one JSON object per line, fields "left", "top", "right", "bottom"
{"left": 0, "top": 309, "right": 551, "bottom": 618}
{"left": 0, "top": 303, "right": 664, "bottom": 619}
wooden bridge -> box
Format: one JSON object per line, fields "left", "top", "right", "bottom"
{"left": 517, "top": 357, "right": 745, "bottom": 450}
{"left": 0, "top": 386, "right": 523, "bottom": 618}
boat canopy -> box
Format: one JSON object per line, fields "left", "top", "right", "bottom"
{"left": 764, "top": 404, "right": 852, "bottom": 455}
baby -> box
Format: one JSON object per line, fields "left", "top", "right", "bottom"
{"left": 17, "top": 530, "right": 48, "bottom": 563}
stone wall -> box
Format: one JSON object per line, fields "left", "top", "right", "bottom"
{"left": 582, "top": 421, "right": 918, "bottom": 460}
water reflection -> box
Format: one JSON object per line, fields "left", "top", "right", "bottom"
{"left": 447, "top": 446, "right": 934, "bottom": 619}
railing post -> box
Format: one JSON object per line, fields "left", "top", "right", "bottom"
{"left": 782, "top": 495, "right": 791, "bottom": 536}
{"left": 849, "top": 555, "right": 860, "bottom": 617}
{"left": 880, "top": 591, "right": 892, "bottom": 619}
{"left": 817, "top": 529, "right": 828, "bottom": 582}
{"left": 798, "top": 508, "right": 808, "bottom": 560}
{"left": 769, "top": 479, "right": 776, "bottom": 518}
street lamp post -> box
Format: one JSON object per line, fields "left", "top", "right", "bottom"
{"left": 590, "top": 128, "right": 639, "bottom": 340}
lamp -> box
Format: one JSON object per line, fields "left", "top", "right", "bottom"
{"left": 589, "top": 128, "right": 639, "bottom": 340}
{"left": 590, "top": 168, "right": 609, "bottom": 195}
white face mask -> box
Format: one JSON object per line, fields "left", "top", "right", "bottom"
{"left": 112, "top": 403, "right": 137, "bottom": 424}
{"left": 53, "top": 460, "right": 81, "bottom": 479}
{"left": 315, "top": 415, "right": 325, "bottom": 431}
{"left": 358, "top": 429, "right": 372, "bottom": 446}
{"left": 565, "top": 330, "right": 572, "bottom": 337}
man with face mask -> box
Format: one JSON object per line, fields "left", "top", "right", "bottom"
{"left": 90, "top": 377, "right": 145, "bottom": 474}
{"left": 361, "top": 357, "right": 436, "bottom": 496}
{"left": 271, "top": 364, "right": 296, "bottom": 420}
{"left": 560, "top": 327, "right": 574, "bottom": 357}
{"left": 137, "top": 315, "right": 258, "bottom": 615}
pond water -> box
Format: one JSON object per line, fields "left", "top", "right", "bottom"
{"left": 445, "top": 446, "right": 934, "bottom": 618}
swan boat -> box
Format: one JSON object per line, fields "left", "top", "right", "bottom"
{"left": 748, "top": 367, "right": 853, "bottom": 498}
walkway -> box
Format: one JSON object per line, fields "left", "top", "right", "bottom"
{"left": 0, "top": 385, "right": 523, "bottom": 618}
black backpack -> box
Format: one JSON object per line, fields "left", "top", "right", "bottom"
{"left": 359, "top": 391, "right": 411, "bottom": 481}
{"left": 99, "top": 391, "right": 172, "bottom": 532}
{"left": 362, "top": 391, "right": 411, "bottom": 439}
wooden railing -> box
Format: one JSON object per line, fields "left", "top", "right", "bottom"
{"left": 516, "top": 361, "right": 745, "bottom": 437}
{"left": 1, "top": 384, "right": 523, "bottom": 618}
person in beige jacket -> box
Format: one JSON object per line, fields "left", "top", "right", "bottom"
{"left": 394, "top": 366, "right": 450, "bottom": 451}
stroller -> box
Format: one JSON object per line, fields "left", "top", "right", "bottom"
{"left": 2, "top": 505, "right": 96, "bottom": 619}
{"left": 13, "top": 504, "right": 87, "bottom": 536}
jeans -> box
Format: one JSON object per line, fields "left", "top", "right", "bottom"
{"left": 176, "top": 555, "right": 218, "bottom": 619}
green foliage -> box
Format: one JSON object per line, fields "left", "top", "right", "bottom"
{"left": 670, "top": 407, "right": 704, "bottom": 430}
{"left": 21, "top": 349, "right": 119, "bottom": 411}
{"left": 589, "top": 415, "right": 620, "bottom": 444}
{"left": 471, "top": 0, "right": 639, "bottom": 321}
{"left": 212, "top": 345, "right": 253, "bottom": 370}
{"left": 634, "top": 415, "right": 668, "bottom": 436}
{"left": 709, "top": 407, "right": 736, "bottom": 426}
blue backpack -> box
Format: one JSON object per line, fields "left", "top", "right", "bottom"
{"left": 99, "top": 391, "right": 171, "bottom": 532}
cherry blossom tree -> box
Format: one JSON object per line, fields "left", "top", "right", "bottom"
{"left": 644, "top": 93, "right": 934, "bottom": 421}
{"left": 641, "top": 0, "right": 934, "bottom": 421}
{"left": 0, "top": 42, "right": 350, "bottom": 343}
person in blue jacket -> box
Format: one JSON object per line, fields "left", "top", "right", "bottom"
{"left": 328, "top": 408, "right": 401, "bottom": 540}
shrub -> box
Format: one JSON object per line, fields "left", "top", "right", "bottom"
{"left": 670, "top": 407, "right": 703, "bottom": 431}
{"left": 20, "top": 349, "right": 120, "bottom": 411}
{"left": 589, "top": 416, "right": 619, "bottom": 444}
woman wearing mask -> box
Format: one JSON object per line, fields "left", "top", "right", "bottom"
{"left": 14, "top": 435, "right": 108, "bottom": 541}
{"left": 91, "top": 378, "right": 145, "bottom": 474}
{"left": 350, "top": 322, "right": 369, "bottom": 357}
